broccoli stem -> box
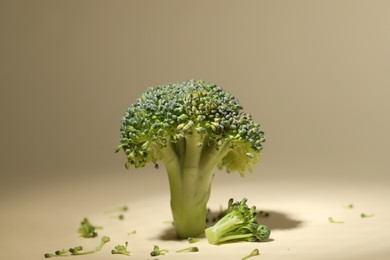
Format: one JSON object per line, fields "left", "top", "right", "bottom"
{"left": 162, "top": 132, "right": 230, "bottom": 238}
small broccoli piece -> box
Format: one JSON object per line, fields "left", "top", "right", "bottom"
{"left": 205, "top": 198, "right": 271, "bottom": 245}
{"left": 44, "top": 249, "right": 70, "bottom": 258}
{"left": 150, "top": 245, "right": 169, "bottom": 256}
{"left": 360, "top": 213, "right": 374, "bottom": 218}
{"left": 187, "top": 237, "right": 200, "bottom": 243}
{"left": 44, "top": 237, "right": 110, "bottom": 258}
{"left": 127, "top": 230, "right": 136, "bottom": 236}
{"left": 110, "top": 214, "right": 125, "bottom": 220}
{"left": 70, "top": 236, "right": 110, "bottom": 255}
{"left": 116, "top": 80, "right": 266, "bottom": 238}
{"left": 68, "top": 246, "right": 84, "bottom": 255}
{"left": 242, "top": 249, "right": 260, "bottom": 260}
{"left": 344, "top": 204, "right": 354, "bottom": 209}
{"left": 111, "top": 241, "right": 131, "bottom": 256}
{"left": 328, "top": 217, "right": 344, "bottom": 224}
{"left": 106, "top": 206, "right": 128, "bottom": 213}
{"left": 77, "top": 218, "right": 102, "bottom": 238}
{"left": 176, "top": 246, "right": 199, "bottom": 253}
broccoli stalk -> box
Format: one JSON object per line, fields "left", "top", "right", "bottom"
{"left": 116, "top": 80, "right": 266, "bottom": 238}
{"left": 205, "top": 198, "right": 270, "bottom": 244}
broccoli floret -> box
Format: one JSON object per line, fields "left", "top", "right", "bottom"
{"left": 242, "top": 249, "right": 260, "bottom": 260}
{"left": 116, "top": 80, "right": 266, "bottom": 238}
{"left": 176, "top": 246, "right": 199, "bottom": 253}
{"left": 205, "top": 198, "right": 270, "bottom": 244}
{"left": 44, "top": 236, "right": 110, "bottom": 258}
{"left": 77, "top": 218, "right": 102, "bottom": 238}
{"left": 150, "top": 245, "right": 169, "bottom": 256}
{"left": 187, "top": 237, "right": 200, "bottom": 243}
{"left": 111, "top": 241, "right": 131, "bottom": 256}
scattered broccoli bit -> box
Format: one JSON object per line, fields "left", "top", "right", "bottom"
{"left": 187, "top": 237, "right": 200, "bottom": 243}
{"left": 111, "top": 241, "right": 131, "bottom": 256}
{"left": 44, "top": 249, "right": 70, "bottom": 258}
{"left": 150, "top": 245, "right": 169, "bottom": 256}
{"left": 44, "top": 236, "right": 110, "bottom": 258}
{"left": 127, "top": 230, "right": 136, "bottom": 236}
{"left": 242, "top": 249, "right": 260, "bottom": 260}
{"left": 176, "top": 246, "right": 199, "bottom": 253}
{"left": 344, "top": 204, "right": 354, "bottom": 209}
{"left": 106, "top": 206, "right": 128, "bottom": 213}
{"left": 205, "top": 198, "right": 271, "bottom": 245}
{"left": 77, "top": 218, "right": 102, "bottom": 238}
{"left": 116, "top": 80, "right": 266, "bottom": 238}
{"left": 328, "top": 217, "right": 344, "bottom": 224}
{"left": 110, "top": 214, "right": 125, "bottom": 220}
{"left": 360, "top": 213, "right": 374, "bottom": 218}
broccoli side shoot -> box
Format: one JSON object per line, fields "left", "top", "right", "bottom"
{"left": 77, "top": 218, "right": 102, "bottom": 238}
{"left": 116, "top": 80, "right": 266, "bottom": 238}
{"left": 205, "top": 198, "right": 271, "bottom": 245}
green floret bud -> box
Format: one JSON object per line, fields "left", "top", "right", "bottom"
{"left": 176, "top": 246, "right": 199, "bottom": 253}
{"left": 205, "top": 198, "right": 271, "bottom": 245}
{"left": 242, "top": 249, "right": 260, "bottom": 260}
{"left": 150, "top": 245, "right": 169, "bottom": 256}
{"left": 77, "top": 218, "right": 102, "bottom": 238}
{"left": 111, "top": 241, "right": 131, "bottom": 256}
{"left": 116, "top": 80, "right": 266, "bottom": 238}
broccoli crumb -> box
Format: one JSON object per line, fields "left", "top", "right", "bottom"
{"left": 77, "top": 218, "right": 102, "bottom": 238}
{"left": 127, "top": 230, "right": 136, "bottom": 236}
{"left": 205, "top": 198, "right": 271, "bottom": 245}
{"left": 176, "top": 246, "right": 199, "bottom": 253}
{"left": 344, "top": 204, "right": 354, "bottom": 209}
{"left": 187, "top": 237, "right": 200, "bottom": 243}
{"left": 328, "top": 217, "right": 344, "bottom": 224}
{"left": 116, "top": 80, "right": 266, "bottom": 238}
{"left": 150, "top": 245, "right": 169, "bottom": 256}
{"left": 111, "top": 241, "right": 131, "bottom": 256}
{"left": 242, "top": 249, "right": 260, "bottom": 260}
{"left": 44, "top": 236, "right": 110, "bottom": 258}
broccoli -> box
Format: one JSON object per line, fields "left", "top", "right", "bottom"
{"left": 111, "top": 241, "right": 131, "bottom": 256}
{"left": 205, "top": 198, "right": 271, "bottom": 244}
{"left": 44, "top": 236, "right": 110, "bottom": 258}
{"left": 176, "top": 246, "right": 199, "bottom": 253}
{"left": 150, "top": 245, "right": 169, "bottom": 256}
{"left": 187, "top": 237, "right": 200, "bottom": 243}
{"left": 115, "top": 80, "right": 265, "bottom": 238}
{"left": 242, "top": 249, "right": 260, "bottom": 260}
{"left": 77, "top": 218, "right": 103, "bottom": 238}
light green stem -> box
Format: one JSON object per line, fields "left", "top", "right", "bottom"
{"left": 161, "top": 132, "right": 230, "bottom": 238}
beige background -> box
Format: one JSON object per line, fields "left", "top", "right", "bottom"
{"left": 1, "top": 1, "right": 389, "bottom": 260}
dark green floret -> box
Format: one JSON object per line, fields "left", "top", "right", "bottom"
{"left": 44, "top": 236, "right": 110, "bottom": 258}
{"left": 205, "top": 198, "right": 271, "bottom": 245}
{"left": 150, "top": 245, "right": 169, "bottom": 256}
{"left": 116, "top": 80, "right": 266, "bottom": 238}
{"left": 176, "top": 246, "right": 199, "bottom": 253}
{"left": 77, "top": 218, "right": 102, "bottom": 238}
{"left": 111, "top": 241, "right": 131, "bottom": 256}
{"left": 242, "top": 249, "right": 260, "bottom": 260}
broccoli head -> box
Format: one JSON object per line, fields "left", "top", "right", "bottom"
{"left": 116, "top": 80, "right": 265, "bottom": 238}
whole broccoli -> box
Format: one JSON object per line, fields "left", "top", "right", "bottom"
{"left": 115, "top": 80, "right": 265, "bottom": 238}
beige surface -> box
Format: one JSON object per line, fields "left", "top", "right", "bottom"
{"left": 2, "top": 170, "right": 390, "bottom": 260}
{"left": 1, "top": 0, "right": 390, "bottom": 259}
